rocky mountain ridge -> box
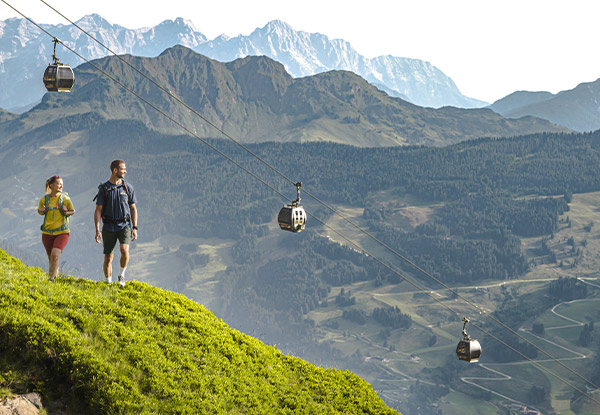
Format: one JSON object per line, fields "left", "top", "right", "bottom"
{"left": 0, "top": 15, "right": 484, "bottom": 111}
{"left": 2, "top": 45, "right": 567, "bottom": 148}
{"left": 194, "top": 20, "right": 485, "bottom": 109}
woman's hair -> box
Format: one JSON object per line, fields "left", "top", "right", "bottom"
{"left": 45, "top": 175, "right": 61, "bottom": 194}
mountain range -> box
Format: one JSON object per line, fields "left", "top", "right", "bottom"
{"left": 2, "top": 41, "right": 600, "bottom": 414}
{"left": 488, "top": 78, "right": 600, "bottom": 132}
{"left": 1, "top": 45, "right": 567, "bottom": 148}
{"left": 0, "top": 14, "right": 485, "bottom": 111}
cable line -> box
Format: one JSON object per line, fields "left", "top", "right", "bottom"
{"left": 302, "top": 188, "right": 600, "bottom": 391}
{"left": 5, "top": 0, "right": 599, "bottom": 403}
{"left": 26, "top": 0, "right": 600, "bottom": 394}
{"left": 308, "top": 211, "right": 600, "bottom": 405}
{"left": 38, "top": 0, "right": 298, "bottom": 190}
{"left": 31, "top": 4, "right": 597, "bottom": 386}
{"left": 0, "top": 1, "right": 298, "bottom": 208}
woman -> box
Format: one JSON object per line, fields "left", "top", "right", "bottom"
{"left": 37, "top": 175, "right": 75, "bottom": 280}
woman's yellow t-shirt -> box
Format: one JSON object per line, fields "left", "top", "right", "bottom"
{"left": 38, "top": 193, "right": 74, "bottom": 235}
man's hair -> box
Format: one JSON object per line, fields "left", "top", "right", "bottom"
{"left": 110, "top": 160, "right": 125, "bottom": 172}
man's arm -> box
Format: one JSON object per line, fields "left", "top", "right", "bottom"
{"left": 130, "top": 203, "right": 138, "bottom": 241}
{"left": 94, "top": 205, "right": 103, "bottom": 243}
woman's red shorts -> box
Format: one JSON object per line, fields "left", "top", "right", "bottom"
{"left": 42, "top": 233, "right": 70, "bottom": 257}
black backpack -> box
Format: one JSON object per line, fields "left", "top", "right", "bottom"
{"left": 92, "top": 180, "right": 131, "bottom": 223}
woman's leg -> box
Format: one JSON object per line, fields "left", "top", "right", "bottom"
{"left": 42, "top": 234, "right": 54, "bottom": 278}
{"left": 48, "top": 233, "right": 70, "bottom": 280}
{"left": 49, "top": 248, "right": 61, "bottom": 280}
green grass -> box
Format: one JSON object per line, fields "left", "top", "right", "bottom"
{"left": 439, "top": 391, "right": 500, "bottom": 415}
{"left": 0, "top": 249, "right": 398, "bottom": 414}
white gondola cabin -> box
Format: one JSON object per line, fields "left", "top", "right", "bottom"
{"left": 278, "top": 182, "right": 306, "bottom": 233}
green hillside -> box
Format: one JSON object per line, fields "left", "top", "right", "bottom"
{"left": 0, "top": 249, "right": 398, "bottom": 414}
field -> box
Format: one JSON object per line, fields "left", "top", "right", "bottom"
{"left": 322, "top": 191, "right": 600, "bottom": 415}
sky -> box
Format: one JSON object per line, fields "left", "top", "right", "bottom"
{"left": 1, "top": 0, "right": 599, "bottom": 103}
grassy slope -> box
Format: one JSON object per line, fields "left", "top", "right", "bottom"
{"left": 0, "top": 250, "right": 398, "bottom": 415}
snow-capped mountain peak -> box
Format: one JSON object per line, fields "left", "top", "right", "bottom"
{"left": 75, "top": 13, "right": 112, "bottom": 30}
{"left": 196, "top": 20, "right": 485, "bottom": 108}
{"left": 0, "top": 15, "right": 485, "bottom": 111}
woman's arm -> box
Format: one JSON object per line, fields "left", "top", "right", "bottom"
{"left": 62, "top": 198, "right": 76, "bottom": 216}
{"left": 37, "top": 198, "right": 46, "bottom": 215}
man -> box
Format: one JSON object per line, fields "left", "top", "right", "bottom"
{"left": 94, "top": 160, "right": 138, "bottom": 286}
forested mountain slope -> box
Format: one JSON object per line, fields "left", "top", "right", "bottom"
{"left": 2, "top": 114, "right": 598, "bottom": 346}
{"left": 3, "top": 46, "right": 567, "bottom": 147}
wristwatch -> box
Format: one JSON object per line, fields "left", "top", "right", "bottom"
{"left": 133, "top": 226, "right": 138, "bottom": 230}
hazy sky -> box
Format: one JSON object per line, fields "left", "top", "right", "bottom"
{"left": 1, "top": 0, "right": 598, "bottom": 103}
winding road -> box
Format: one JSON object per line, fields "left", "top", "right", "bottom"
{"left": 459, "top": 277, "right": 600, "bottom": 413}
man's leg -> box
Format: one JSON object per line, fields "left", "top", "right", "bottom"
{"left": 116, "top": 227, "right": 132, "bottom": 286}
{"left": 103, "top": 253, "right": 114, "bottom": 281}
{"left": 120, "top": 243, "right": 130, "bottom": 268}
{"left": 117, "top": 243, "right": 130, "bottom": 286}
{"left": 102, "top": 230, "right": 119, "bottom": 283}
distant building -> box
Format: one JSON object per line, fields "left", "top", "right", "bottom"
{"left": 365, "top": 356, "right": 386, "bottom": 362}
{"left": 506, "top": 403, "right": 542, "bottom": 415}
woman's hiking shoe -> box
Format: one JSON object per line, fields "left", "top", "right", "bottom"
{"left": 118, "top": 275, "right": 126, "bottom": 287}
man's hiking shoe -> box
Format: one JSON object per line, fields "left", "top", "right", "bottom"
{"left": 118, "top": 275, "right": 126, "bottom": 287}
{"left": 105, "top": 277, "right": 112, "bottom": 284}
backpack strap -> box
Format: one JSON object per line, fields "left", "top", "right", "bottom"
{"left": 57, "top": 193, "right": 65, "bottom": 210}
{"left": 93, "top": 182, "right": 109, "bottom": 219}
{"left": 92, "top": 182, "right": 106, "bottom": 202}
{"left": 121, "top": 180, "right": 130, "bottom": 198}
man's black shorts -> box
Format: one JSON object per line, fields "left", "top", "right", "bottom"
{"left": 102, "top": 226, "right": 132, "bottom": 255}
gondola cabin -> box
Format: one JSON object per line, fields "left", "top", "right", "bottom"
{"left": 43, "top": 37, "right": 74, "bottom": 92}
{"left": 278, "top": 181, "right": 306, "bottom": 233}
{"left": 456, "top": 317, "right": 481, "bottom": 362}
{"left": 456, "top": 338, "right": 482, "bottom": 362}
{"left": 278, "top": 204, "right": 306, "bottom": 232}
{"left": 43, "top": 64, "right": 74, "bottom": 92}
